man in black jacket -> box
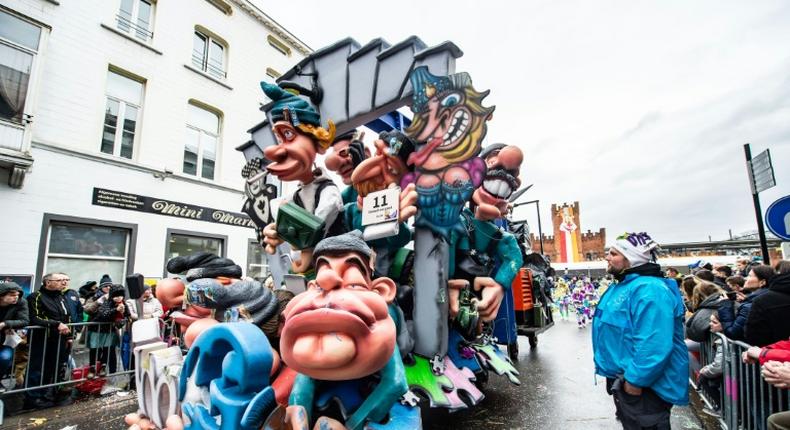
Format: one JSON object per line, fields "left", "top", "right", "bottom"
{"left": 745, "top": 261, "right": 790, "bottom": 347}
{"left": 25, "top": 273, "right": 73, "bottom": 408}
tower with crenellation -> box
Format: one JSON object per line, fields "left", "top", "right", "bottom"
{"left": 530, "top": 201, "right": 606, "bottom": 263}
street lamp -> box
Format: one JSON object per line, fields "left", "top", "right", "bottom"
{"left": 512, "top": 199, "right": 545, "bottom": 255}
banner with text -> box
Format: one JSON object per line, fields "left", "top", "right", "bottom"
{"left": 92, "top": 188, "right": 255, "bottom": 229}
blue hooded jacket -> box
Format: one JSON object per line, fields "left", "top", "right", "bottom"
{"left": 592, "top": 271, "right": 689, "bottom": 405}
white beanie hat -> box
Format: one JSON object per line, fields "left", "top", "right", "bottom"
{"left": 611, "top": 232, "right": 660, "bottom": 268}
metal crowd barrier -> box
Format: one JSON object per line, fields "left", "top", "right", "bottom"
{"left": 0, "top": 321, "right": 135, "bottom": 421}
{"left": 692, "top": 332, "right": 790, "bottom": 430}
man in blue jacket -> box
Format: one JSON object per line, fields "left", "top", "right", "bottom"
{"left": 593, "top": 232, "right": 689, "bottom": 429}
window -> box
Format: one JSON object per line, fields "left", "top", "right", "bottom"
{"left": 267, "top": 35, "right": 291, "bottom": 56}
{"left": 117, "top": 0, "right": 154, "bottom": 42}
{"left": 247, "top": 239, "right": 269, "bottom": 280}
{"left": 0, "top": 9, "right": 41, "bottom": 151}
{"left": 101, "top": 70, "right": 144, "bottom": 159}
{"left": 192, "top": 30, "right": 226, "bottom": 79}
{"left": 43, "top": 222, "right": 131, "bottom": 288}
{"left": 164, "top": 230, "right": 225, "bottom": 277}
{"left": 184, "top": 103, "right": 220, "bottom": 180}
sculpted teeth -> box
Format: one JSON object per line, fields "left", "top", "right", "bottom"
{"left": 483, "top": 179, "right": 513, "bottom": 198}
{"left": 443, "top": 110, "right": 469, "bottom": 144}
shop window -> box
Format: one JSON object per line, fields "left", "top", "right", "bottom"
{"left": 42, "top": 220, "right": 132, "bottom": 289}
{"left": 192, "top": 29, "right": 226, "bottom": 79}
{"left": 0, "top": 9, "right": 42, "bottom": 151}
{"left": 164, "top": 230, "right": 225, "bottom": 277}
{"left": 101, "top": 69, "right": 144, "bottom": 159}
{"left": 246, "top": 239, "right": 269, "bottom": 281}
{"left": 184, "top": 102, "right": 220, "bottom": 180}
{"left": 117, "top": 0, "right": 154, "bottom": 42}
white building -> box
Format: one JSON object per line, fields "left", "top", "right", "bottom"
{"left": 0, "top": 0, "right": 309, "bottom": 292}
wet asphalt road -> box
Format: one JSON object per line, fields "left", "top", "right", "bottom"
{"left": 1, "top": 314, "right": 704, "bottom": 430}
{"left": 423, "top": 315, "right": 703, "bottom": 430}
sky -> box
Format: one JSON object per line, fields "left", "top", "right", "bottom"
{"left": 253, "top": 0, "right": 790, "bottom": 244}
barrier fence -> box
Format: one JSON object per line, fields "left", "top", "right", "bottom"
{"left": 692, "top": 332, "right": 790, "bottom": 430}
{"left": 0, "top": 321, "right": 138, "bottom": 422}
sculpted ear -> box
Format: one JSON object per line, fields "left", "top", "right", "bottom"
{"left": 370, "top": 277, "right": 397, "bottom": 303}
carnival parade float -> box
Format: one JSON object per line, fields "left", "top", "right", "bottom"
{"left": 127, "top": 36, "right": 554, "bottom": 430}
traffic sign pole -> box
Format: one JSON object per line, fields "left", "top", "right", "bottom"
{"left": 745, "top": 143, "right": 771, "bottom": 265}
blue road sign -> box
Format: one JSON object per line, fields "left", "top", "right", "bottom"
{"left": 765, "top": 195, "right": 790, "bottom": 241}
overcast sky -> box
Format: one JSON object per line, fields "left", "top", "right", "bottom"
{"left": 254, "top": 0, "right": 790, "bottom": 244}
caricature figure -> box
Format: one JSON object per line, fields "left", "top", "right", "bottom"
{"left": 402, "top": 66, "right": 493, "bottom": 362}
{"left": 324, "top": 129, "right": 369, "bottom": 205}
{"left": 345, "top": 130, "right": 418, "bottom": 277}
{"left": 450, "top": 143, "right": 524, "bottom": 331}
{"left": 259, "top": 82, "right": 344, "bottom": 274}
{"left": 401, "top": 66, "right": 491, "bottom": 239}
{"left": 279, "top": 231, "right": 409, "bottom": 430}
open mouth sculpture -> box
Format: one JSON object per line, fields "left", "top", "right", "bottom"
{"left": 481, "top": 168, "right": 519, "bottom": 200}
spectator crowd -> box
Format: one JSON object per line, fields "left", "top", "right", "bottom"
{"left": 678, "top": 257, "right": 790, "bottom": 429}
{"left": 0, "top": 272, "right": 162, "bottom": 415}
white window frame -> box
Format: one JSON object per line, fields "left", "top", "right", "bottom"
{"left": 192, "top": 29, "right": 226, "bottom": 79}
{"left": 116, "top": 0, "right": 155, "bottom": 42}
{"left": 41, "top": 221, "right": 131, "bottom": 290}
{"left": 101, "top": 70, "right": 144, "bottom": 159}
{"left": 246, "top": 239, "right": 269, "bottom": 280}
{"left": 183, "top": 102, "right": 221, "bottom": 180}
{"left": 0, "top": 8, "right": 46, "bottom": 155}
{"left": 164, "top": 229, "right": 226, "bottom": 277}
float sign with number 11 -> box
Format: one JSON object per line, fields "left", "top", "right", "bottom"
{"left": 362, "top": 187, "right": 400, "bottom": 226}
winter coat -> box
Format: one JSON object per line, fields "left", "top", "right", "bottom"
{"left": 88, "top": 287, "right": 130, "bottom": 349}
{"left": 699, "top": 340, "right": 723, "bottom": 379}
{"left": 26, "top": 287, "right": 72, "bottom": 339}
{"left": 757, "top": 339, "right": 790, "bottom": 365}
{"left": 94, "top": 284, "right": 130, "bottom": 324}
{"left": 745, "top": 273, "right": 790, "bottom": 347}
{"left": 592, "top": 271, "right": 689, "bottom": 405}
{"left": 685, "top": 294, "right": 724, "bottom": 342}
{"left": 126, "top": 297, "right": 163, "bottom": 320}
{"left": 0, "top": 282, "right": 29, "bottom": 329}
{"left": 717, "top": 288, "right": 769, "bottom": 342}
{"left": 63, "top": 288, "right": 83, "bottom": 324}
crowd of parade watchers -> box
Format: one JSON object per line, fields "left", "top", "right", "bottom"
{"left": 0, "top": 273, "right": 162, "bottom": 414}
{"left": 677, "top": 257, "right": 790, "bottom": 428}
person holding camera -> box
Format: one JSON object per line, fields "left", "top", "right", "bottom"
{"left": 89, "top": 284, "right": 130, "bottom": 375}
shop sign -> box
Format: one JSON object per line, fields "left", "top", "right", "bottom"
{"left": 92, "top": 188, "right": 255, "bottom": 229}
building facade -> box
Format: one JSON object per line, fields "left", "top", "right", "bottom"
{"left": 530, "top": 201, "right": 606, "bottom": 263}
{"left": 0, "top": 0, "right": 309, "bottom": 291}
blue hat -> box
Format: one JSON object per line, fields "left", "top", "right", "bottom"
{"left": 261, "top": 82, "right": 321, "bottom": 128}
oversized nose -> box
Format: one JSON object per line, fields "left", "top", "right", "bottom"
{"left": 498, "top": 146, "right": 523, "bottom": 170}
{"left": 324, "top": 152, "right": 342, "bottom": 171}
{"left": 264, "top": 144, "right": 287, "bottom": 163}
{"left": 315, "top": 266, "right": 343, "bottom": 292}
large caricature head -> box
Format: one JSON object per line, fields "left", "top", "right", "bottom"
{"left": 261, "top": 82, "right": 335, "bottom": 183}
{"left": 325, "top": 130, "right": 368, "bottom": 185}
{"left": 351, "top": 130, "right": 415, "bottom": 198}
{"left": 405, "top": 66, "right": 494, "bottom": 170}
{"left": 280, "top": 231, "right": 397, "bottom": 381}
{"left": 472, "top": 143, "right": 523, "bottom": 220}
